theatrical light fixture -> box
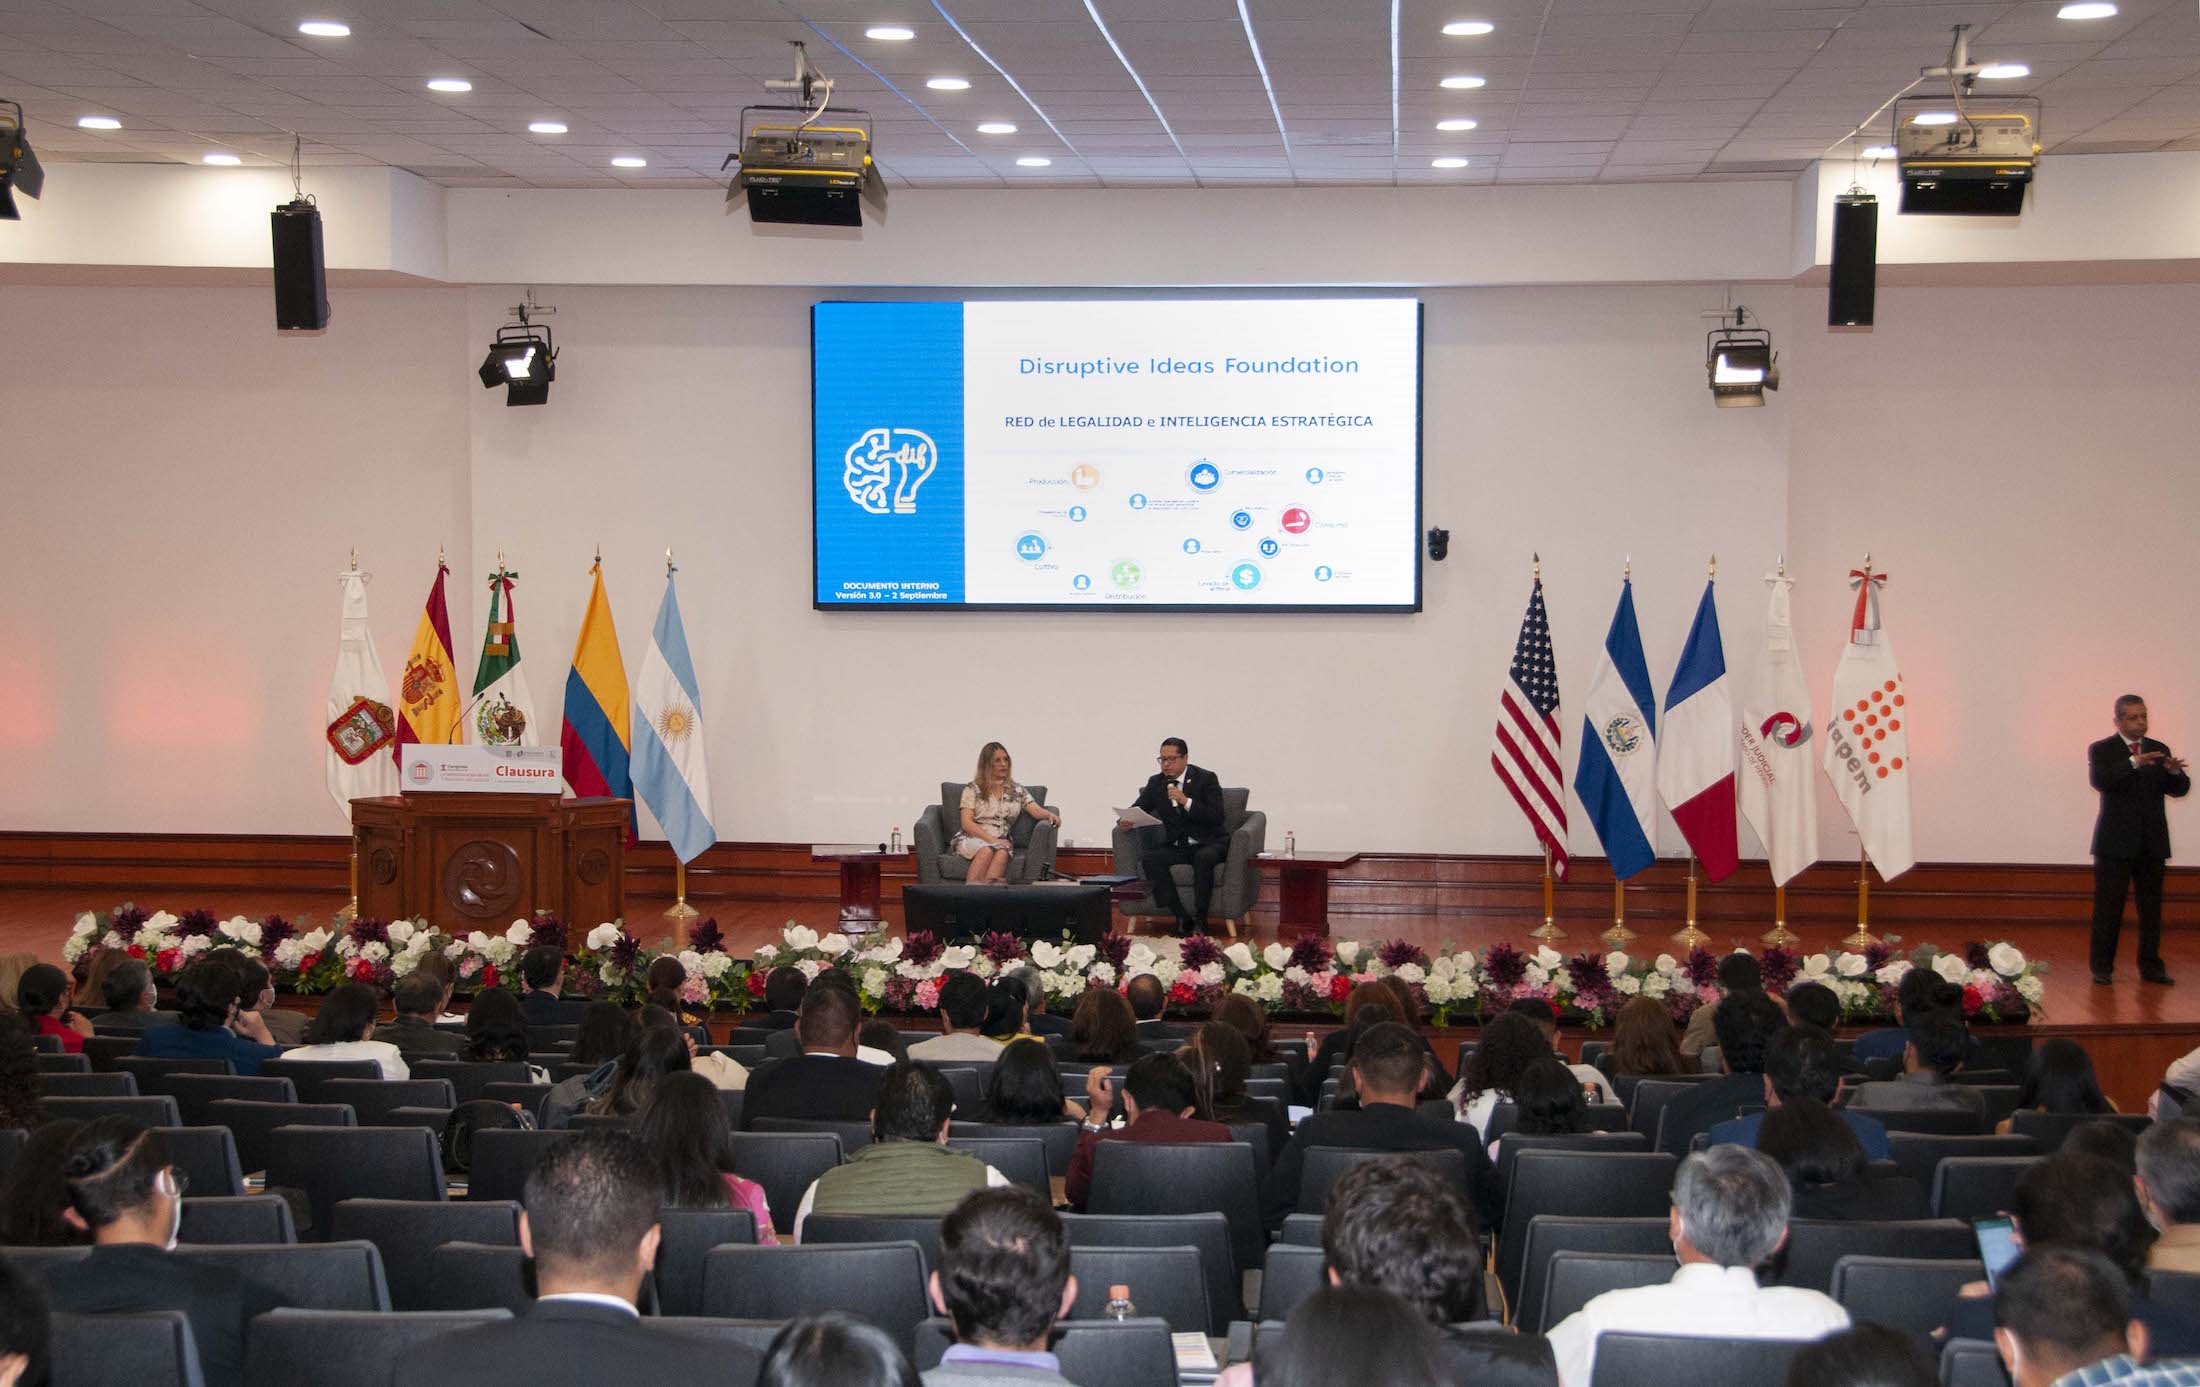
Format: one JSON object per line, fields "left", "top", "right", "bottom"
{"left": 1436, "top": 118, "right": 1478, "bottom": 131}
{"left": 2057, "top": 2, "right": 2116, "bottom": 17}
{"left": 976, "top": 121, "right": 1016, "bottom": 134}
{"left": 203, "top": 152, "right": 242, "bottom": 165}
{"left": 725, "top": 42, "right": 887, "bottom": 229}
{"left": 1440, "top": 75, "right": 1486, "bottom": 89}
{"left": 1431, "top": 156, "right": 1469, "bottom": 168}
{"left": 528, "top": 121, "right": 568, "bottom": 134}
{"left": 1, "top": 99, "right": 46, "bottom": 221}
{"left": 1705, "top": 306, "right": 1778, "bottom": 409}
{"left": 478, "top": 295, "right": 556, "bottom": 407}
{"left": 926, "top": 76, "right": 970, "bottom": 90}
{"left": 1442, "top": 20, "right": 1494, "bottom": 36}
{"left": 297, "top": 20, "right": 350, "bottom": 37}
{"left": 426, "top": 78, "right": 471, "bottom": 93}
{"left": 866, "top": 25, "right": 914, "bottom": 40}
{"left": 1883, "top": 25, "right": 2040, "bottom": 216}
{"left": 77, "top": 116, "right": 121, "bottom": 130}
{"left": 1015, "top": 156, "right": 1051, "bottom": 167}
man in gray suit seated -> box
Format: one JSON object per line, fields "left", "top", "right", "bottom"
{"left": 923, "top": 1186, "right": 1078, "bottom": 1386}
{"left": 1845, "top": 1007, "right": 1988, "bottom": 1121}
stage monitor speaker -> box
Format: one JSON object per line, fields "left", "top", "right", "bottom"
{"left": 1828, "top": 193, "right": 1877, "bottom": 328}
{"left": 271, "top": 198, "right": 329, "bottom": 333}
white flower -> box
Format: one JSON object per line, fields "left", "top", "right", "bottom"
{"left": 1931, "top": 953, "right": 1970, "bottom": 984}
{"left": 1152, "top": 958, "right": 1183, "bottom": 985}
{"left": 62, "top": 934, "right": 90, "bottom": 963}
{"left": 1395, "top": 962, "right": 1426, "bottom": 985}
{"left": 1533, "top": 945, "right": 1563, "bottom": 970}
{"left": 1642, "top": 973, "right": 1671, "bottom": 999}
{"left": 1199, "top": 962, "right": 1226, "bottom": 986}
{"left": 972, "top": 957, "right": 997, "bottom": 978}
{"left": 179, "top": 934, "right": 215, "bottom": 959}
{"left": 144, "top": 911, "right": 178, "bottom": 936}
{"left": 859, "top": 939, "right": 905, "bottom": 965}
{"left": 466, "top": 931, "right": 494, "bottom": 952}
{"left": 390, "top": 952, "right": 420, "bottom": 977}
{"left": 1653, "top": 954, "right": 1678, "bottom": 973}
{"left": 1524, "top": 964, "right": 1551, "bottom": 989}
{"left": 1989, "top": 943, "right": 2026, "bottom": 978}
{"left": 1256, "top": 974, "right": 1284, "bottom": 1003}
{"left": 1451, "top": 971, "right": 1479, "bottom": 998}
{"left": 403, "top": 933, "right": 433, "bottom": 957}
{"left": 1030, "top": 941, "right": 1063, "bottom": 970}
{"left": 1223, "top": 943, "right": 1256, "bottom": 971}
{"left": 273, "top": 939, "right": 307, "bottom": 969}
{"left": 1876, "top": 960, "right": 1912, "bottom": 986}
{"left": 486, "top": 939, "right": 516, "bottom": 966}
{"left": 700, "top": 953, "right": 734, "bottom": 979}
{"left": 1047, "top": 971, "right": 1083, "bottom": 998}
{"left": 585, "top": 922, "right": 623, "bottom": 952}
{"left": 505, "top": 920, "right": 534, "bottom": 946}
{"left": 1835, "top": 952, "right": 1868, "bottom": 978}
{"left": 940, "top": 945, "right": 977, "bottom": 971}
{"left": 101, "top": 930, "right": 128, "bottom": 951}
{"left": 443, "top": 940, "right": 466, "bottom": 960}
{"left": 673, "top": 951, "right": 702, "bottom": 976}
{"left": 753, "top": 945, "right": 779, "bottom": 962}
{"left": 218, "top": 916, "right": 263, "bottom": 946}
{"left": 1604, "top": 952, "right": 1630, "bottom": 977}
{"left": 862, "top": 967, "right": 889, "bottom": 996}
{"left": 72, "top": 912, "right": 100, "bottom": 938}
{"left": 1064, "top": 945, "right": 1097, "bottom": 970}
{"left": 1262, "top": 942, "right": 1292, "bottom": 971}
{"left": 817, "top": 934, "right": 852, "bottom": 958}
{"left": 1617, "top": 974, "right": 1643, "bottom": 995}
{"left": 1335, "top": 941, "right": 1362, "bottom": 966}
{"left": 301, "top": 927, "right": 334, "bottom": 952}
{"left": 1802, "top": 954, "right": 1833, "bottom": 979}
{"left": 1283, "top": 966, "right": 1311, "bottom": 986}
{"left": 1088, "top": 962, "right": 1117, "bottom": 985}
{"left": 783, "top": 926, "right": 820, "bottom": 952}
{"left": 1125, "top": 942, "right": 1159, "bottom": 971}
{"left": 359, "top": 941, "right": 390, "bottom": 962}
{"left": 386, "top": 920, "right": 416, "bottom": 945}
{"left": 1232, "top": 977, "right": 1261, "bottom": 997}
{"left": 1425, "top": 977, "right": 1454, "bottom": 1005}
{"left": 1968, "top": 967, "right": 2000, "bottom": 992}
{"left": 2016, "top": 975, "right": 2044, "bottom": 1004}
{"left": 796, "top": 959, "right": 824, "bottom": 980}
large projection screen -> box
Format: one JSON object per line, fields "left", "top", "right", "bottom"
{"left": 812, "top": 298, "right": 1423, "bottom": 612}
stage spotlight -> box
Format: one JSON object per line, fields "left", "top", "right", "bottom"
{"left": 1, "top": 100, "right": 46, "bottom": 221}
{"left": 478, "top": 295, "right": 557, "bottom": 406}
{"left": 1706, "top": 308, "right": 1778, "bottom": 409}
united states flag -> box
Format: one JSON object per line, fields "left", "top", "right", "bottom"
{"left": 1492, "top": 577, "right": 1570, "bottom": 878}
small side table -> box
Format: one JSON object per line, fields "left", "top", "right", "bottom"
{"left": 1257, "top": 851, "right": 1362, "bottom": 937}
{"left": 811, "top": 844, "right": 911, "bottom": 933}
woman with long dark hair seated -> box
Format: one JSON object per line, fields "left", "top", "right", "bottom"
{"left": 1503, "top": 1054, "right": 1592, "bottom": 1155}
{"left": 461, "top": 986, "right": 546, "bottom": 1081}
{"left": 541, "top": 1002, "right": 637, "bottom": 1130}
{"left": 977, "top": 1037, "right": 1085, "bottom": 1125}
{"left": 1216, "top": 992, "right": 1308, "bottom": 1101}
{"left": 1595, "top": 996, "right": 1687, "bottom": 1082}
{"left": 582, "top": 1026, "right": 692, "bottom": 1120}
{"left": 1999, "top": 1037, "right": 2115, "bottom": 1133}
{"left": 635, "top": 1070, "right": 777, "bottom": 1242}
{"left": 1184, "top": 1022, "right": 1287, "bottom": 1158}
{"left": 1067, "top": 988, "right": 1139, "bottom": 1065}
{"left": 0, "top": 1011, "right": 45, "bottom": 1132}
{"left": 1756, "top": 1098, "right": 1927, "bottom": 1221}
{"left": 282, "top": 981, "right": 409, "bottom": 1079}
{"left": 1449, "top": 1011, "right": 1549, "bottom": 1140}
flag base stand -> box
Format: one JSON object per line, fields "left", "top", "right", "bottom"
{"left": 1529, "top": 846, "right": 1566, "bottom": 944}
{"left": 1841, "top": 850, "right": 1879, "bottom": 951}
{"left": 1601, "top": 879, "right": 1635, "bottom": 947}
{"left": 1761, "top": 885, "right": 1800, "bottom": 948}
{"left": 1670, "top": 857, "right": 1709, "bottom": 951}
{"left": 333, "top": 846, "right": 360, "bottom": 926}
{"left": 663, "top": 861, "right": 699, "bottom": 949}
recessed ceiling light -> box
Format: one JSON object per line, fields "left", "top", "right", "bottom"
{"left": 528, "top": 121, "right": 568, "bottom": 134}
{"left": 2057, "top": 2, "right": 2116, "bottom": 17}
{"left": 1015, "top": 156, "right": 1051, "bottom": 167}
{"left": 1910, "top": 111, "right": 1957, "bottom": 126}
{"left": 297, "top": 20, "right": 350, "bottom": 37}
{"left": 1431, "top": 156, "right": 1469, "bottom": 169}
{"left": 77, "top": 116, "right": 121, "bottom": 129}
{"left": 926, "top": 76, "right": 971, "bottom": 91}
{"left": 977, "top": 121, "right": 1017, "bottom": 135}
{"left": 611, "top": 155, "right": 646, "bottom": 168}
{"left": 1978, "top": 62, "right": 2030, "bottom": 79}
{"left": 202, "top": 152, "right": 242, "bottom": 165}
{"left": 1435, "top": 118, "right": 1478, "bottom": 132}
{"left": 866, "top": 25, "right": 915, "bottom": 40}
{"left": 1439, "top": 75, "right": 1486, "bottom": 90}
{"left": 1441, "top": 20, "right": 1494, "bottom": 36}
{"left": 1862, "top": 144, "right": 1898, "bottom": 159}
{"left": 426, "top": 78, "right": 471, "bottom": 93}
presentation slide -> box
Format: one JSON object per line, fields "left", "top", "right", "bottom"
{"left": 812, "top": 299, "right": 1422, "bottom": 611}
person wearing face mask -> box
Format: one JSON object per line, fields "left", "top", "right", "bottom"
{"left": 32, "top": 1118, "right": 279, "bottom": 1385}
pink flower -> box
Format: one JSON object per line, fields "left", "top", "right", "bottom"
{"left": 678, "top": 977, "right": 709, "bottom": 1005}
{"left": 914, "top": 978, "right": 942, "bottom": 1012}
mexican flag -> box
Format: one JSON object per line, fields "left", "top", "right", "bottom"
{"left": 462, "top": 563, "right": 540, "bottom": 747}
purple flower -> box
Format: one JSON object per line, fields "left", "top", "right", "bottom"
{"left": 882, "top": 975, "right": 918, "bottom": 1009}
{"left": 1280, "top": 980, "right": 1323, "bottom": 1013}
{"left": 1483, "top": 942, "right": 1527, "bottom": 989}
{"left": 1684, "top": 947, "right": 1718, "bottom": 988}
{"left": 1377, "top": 939, "right": 1430, "bottom": 971}
{"left": 980, "top": 931, "right": 1026, "bottom": 965}
{"left": 1863, "top": 942, "right": 1894, "bottom": 972}
{"left": 1567, "top": 952, "right": 1612, "bottom": 993}
{"left": 1179, "top": 934, "right": 1224, "bottom": 971}
{"left": 1760, "top": 947, "right": 1799, "bottom": 993}
{"left": 528, "top": 914, "right": 568, "bottom": 953}
{"left": 176, "top": 909, "right": 218, "bottom": 939}
{"left": 258, "top": 915, "right": 296, "bottom": 955}
{"left": 1098, "top": 933, "right": 1131, "bottom": 971}
{"left": 902, "top": 931, "right": 944, "bottom": 967}
{"left": 1287, "top": 936, "right": 1332, "bottom": 972}
{"left": 609, "top": 934, "right": 642, "bottom": 974}
{"left": 111, "top": 903, "right": 150, "bottom": 932}
{"left": 1965, "top": 941, "right": 1991, "bottom": 970}
{"left": 687, "top": 918, "right": 726, "bottom": 955}
{"left": 349, "top": 916, "right": 389, "bottom": 947}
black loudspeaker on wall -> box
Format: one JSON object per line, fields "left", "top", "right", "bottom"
{"left": 271, "top": 198, "right": 330, "bottom": 333}
{"left": 1828, "top": 193, "right": 1877, "bottom": 329}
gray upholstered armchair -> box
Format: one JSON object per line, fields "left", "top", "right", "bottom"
{"left": 1110, "top": 787, "right": 1267, "bottom": 937}
{"left": 914, "top": 782, "right": 1060, "bottom": 884}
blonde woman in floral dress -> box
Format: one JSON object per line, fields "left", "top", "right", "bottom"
{"left": 957, "top": 742, "right": 1060, "bottom": 883}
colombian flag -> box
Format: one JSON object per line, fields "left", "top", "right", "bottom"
{"left": 394, "top": 560, "right": 459, "bottom": 761}
{"left": 561, "top": 561, "right": 634, "bottom": 841}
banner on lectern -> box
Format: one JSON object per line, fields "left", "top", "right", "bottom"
{"left": 400, "top": 744, "right": 564, "bottom": 795}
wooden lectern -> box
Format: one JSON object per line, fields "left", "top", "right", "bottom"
{"left": 350, "top": 793, "right": 630, "bottom": 933}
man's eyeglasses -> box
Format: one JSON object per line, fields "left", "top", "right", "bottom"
{"left": 1156, "top": 755, "right": 1185, "bottom": 764}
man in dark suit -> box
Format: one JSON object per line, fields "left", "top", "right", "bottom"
{"left": 2091, "top": 694, "right": 2190, "bottom": 985}
{"left": 87, "top": 957, "right": 177, "bottom": 1033}
{"left": 517, "top": 946, "right": 589, "bottom": 1024}
{"left": 1656, "top": 991, "right": 1785, "bottom": 1157}
{"left": 734, "top": 966, "right": 808, "bottom": 1033}
{"left": 382, "top": 972, "right": 466, "bottom": 1061}
{"left": 34, "top": 1118, "right": 278, "bottom": 1385}
{"left": 1266, "top": 1022, "right": 1498, "bottom": 1231}
{"left": 394, "top": 1131, "right": 755, "bottom": 1386}
{"left": 740, "top": 984, "right": 888, "bottom": 1129}
{"left": 1122, "top": 736, "right": 1228, "bottom": 935}
{"left": 1845, "top": 1008, "right": 1988, "bottom": 1121}
{"left": 1123, "top": 973, "right": 1191, "bottom": 1042}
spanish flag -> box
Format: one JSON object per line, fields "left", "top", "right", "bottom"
{"left": 561, "top": 560, "right": 634, "bottom": 841}
{"left": 394, "top": 559, "right": 459, "bottom": 760}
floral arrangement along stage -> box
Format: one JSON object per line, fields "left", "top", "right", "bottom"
{"left": 60, "top": 905, "right": 2045, "bottom": 1027}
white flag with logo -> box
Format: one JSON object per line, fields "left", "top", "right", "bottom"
{"left": 323, "top": 569, "right": 399, "bottom": 814}
{"left": 1737, "top": 570, "right": 1818, "bottom": 886}
{"left": 1823, "top": 565, "right": 1915, "bottom": 880}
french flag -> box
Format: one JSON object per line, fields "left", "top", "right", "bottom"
{"left": 1656, "top": 579, "right": 1740, "bottom": 881}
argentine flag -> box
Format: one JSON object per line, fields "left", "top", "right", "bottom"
{"left": 631, "top": 573, "right": 717, "bottom": 864}
{"left": 1576, "top": 578, "right": 1660, "bottom": 880}
{"left": 1655, "top": 579, "right": 1740, "bottom": 881}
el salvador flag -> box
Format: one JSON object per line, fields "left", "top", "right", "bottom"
{"left": 1576, "top": 578, "right": 1660, "bottom": 881}
{"left": 631, "top": 574, "right": 717, "bottom": 865}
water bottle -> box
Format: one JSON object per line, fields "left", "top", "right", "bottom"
{"left": 1285, "top": 830, "right": 1296, "bottom": 859}
{"left": 889, "top": 826, "right": 902, "bottom": 853}
{"left": 1104, "top": 1285, "right": 1135, "bottom": 1321}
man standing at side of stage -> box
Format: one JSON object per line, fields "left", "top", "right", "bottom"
{"left": 1122, "top": 737, "right": 1226, "bottom": 937}
{"left": 2091, "top": 694, "right": 2189, "bottom": 987}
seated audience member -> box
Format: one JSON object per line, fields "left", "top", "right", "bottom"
{"left": 89, "top": 958, "right": 176, "bottom": 1033}
{"left": 0, "top": 1258, "right": 47, "bottom": 1387}
{"left": 978, "top": 979, "right": 1029, "bottom": 1042}
{"left": 637, "top": 1070, "right": 777, "bottom": 1243}
{"left": 37, "top": 1118, "right": 278, "bottom": 1385}
{"left": 581, "top": 1025, "right": 693, "bottom": 1121}
{"left": 381, "top": 971, "right": 465, "bottom": 1060}
{"left": 1546, "top": 1145, "right": 1850, "bottom": 1387}
{"left": 1785, "top": 1324, "right": 1937, "bottom": 1387}
{"left": 1271, "top": 1022, "right": 1497, "bottom": 1231}
{"left": 1755, "top": 1098, "right": 1928, "bottom": 1220}
{"left": 441, "top": 1099, "right": 529, "bottom": 1177}
{"left": 763, "top": 972, "right": 897, "bottom": 1064}
{"left": 1184, "top": 1022, "right": 1285, "bottom": 1156}
{"left": 1994, "top": 1247, "right": 2159, "bottom": 1387}
{"left": 1005, "top": 965, "right": 1070, "bottom": 1039}
{"left": 1708, "top": 1024, "right": 1891, "bottom": 1161}
{"left": 1597, "top": 996, "right": 1688, "bottom": 1082}
{"left": 517, "top": 945, "right": 588, "bottom": 1025}
{"left": 543, "top": 1003, "right": 645, "bottom": 1128}
{"left": 0, "top": 955, "right": 33, "bottom": 1015}
{"left": 280, "top": 980, "right": 409, "bottom": 1079}
{"left": 644, "top": 954, "right": 713, "bottom": 1046}
{"left": 1851, "top": 967, "right": 1939, "bottom": 1067}
{"left": 1310, "top": 982, "right": 1406, "bottom": 1093}
{"left": 2135, "top": 1120, "right": 2200, "bottom": 1275}
{"left": 1782, "top": 983, "right": 1867, "bottom": 1077}
{"left": 135, "top": 954, "right": 284, "bottom": 1075}
{"left": 1847, "top": 1008, "right": 1988, "bottom": 1119}
{"left": 923, "top": 1187, "right": 1079, "bottom": 1386}
{"left": 645, "top": 1003, "right": 746, "bottom": 1092}
{"left": 0, "top": 1118, "right": 85, "bottom": 1246}
{"left": 1452, "top": 1011, "right": 1553, "bottom": 1139}
{"left": 1508, "top": 998, "right": 1619, "bottom": 1104}
{"left": 409, "top": 951, "right": 464, "bottom": 1023}
{"left": 1509, "top": 1055, "right": 1593, "bottom": 1148}
{"left": 1218, "top": 991, "right": 1311, "bottom": 1099}
{"left": 909, "top": 973, "right": 1008, "bottom": 1062}
{"left": 1066, "top": 987, "right": 1141, "bottom": 1065}
{"left": 460, "top": 985, "right": 548, "bottom": 1079}
{"left": 979, "top": 1038, "right": 1085, "bottom": 1125}
{"left": 2003, "top": 1038, "right": 2115, "bottom": 1133}
{"left": 394, "top": 1131, "right": 754, "bottom": 1385}
{"left": 762, "top": 1313, "right": 920, "bottom": 1387}
{"left": 2067, "top": 1120, "right": 2142, "bottom": 1174}
{"left": 1066, "top": 1052, "right": 1231, "bottom": 1212}
{"left": 0, "top": 1012, "right": 42, "bottom": 1131}
{"left": 15, "top": 965, "right": 91, "bottom": 1055}
{"left": 741, "top": 983, "right": 889, "bottom": 1129}
{"left": 1942, "top": 1152, "right": 2200, "bottom": 1357}
{"left": 221, "top": 951, "right": 307, "bottom": 1045}
{"left": 1257, "top": 1287, "right": 1452, "bottom": 1387}
{"left": 1657, "top": 991, "right": 1787, "bottom": 1157}
{"left": 1682, "top": 951, "right": 1765, "bottom": 1063}
{"left": 1125, "top": 972, "right": 1186, "bottom": 1040}
{"left": 796, "top": 1063, "right": 1006, "bottom": 1238}
{"left": 859, "top": 1020, "right": 910, "bottom": 1064}
{"left": 739, "top": 966, "right": 810, "bottom": 1032}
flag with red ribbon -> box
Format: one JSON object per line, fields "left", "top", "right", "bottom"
{"left": 1823, "top": 561, "right": 1914, "bottom": 879}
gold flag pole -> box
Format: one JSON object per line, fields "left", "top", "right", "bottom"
{"left": 1531, "top": 843, "right": 1566, "bottom": 944}
{"left": 1673, "top": 855, "right": 1709, "bottom": 950}
{"left": 658, "top": 548, "right": 700, "bottom": 945}
{"left": 1843, "top": 842, "right": 1879, "bottom": 950}
{"left": 334, "top": 546, "right": 364, "bottom": 924}
{"left": 1603, "top": 876, "right": 1635, "bottom": 946}
{"left": 1763, "top": 883, "right": 1799, "bottom": 948}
